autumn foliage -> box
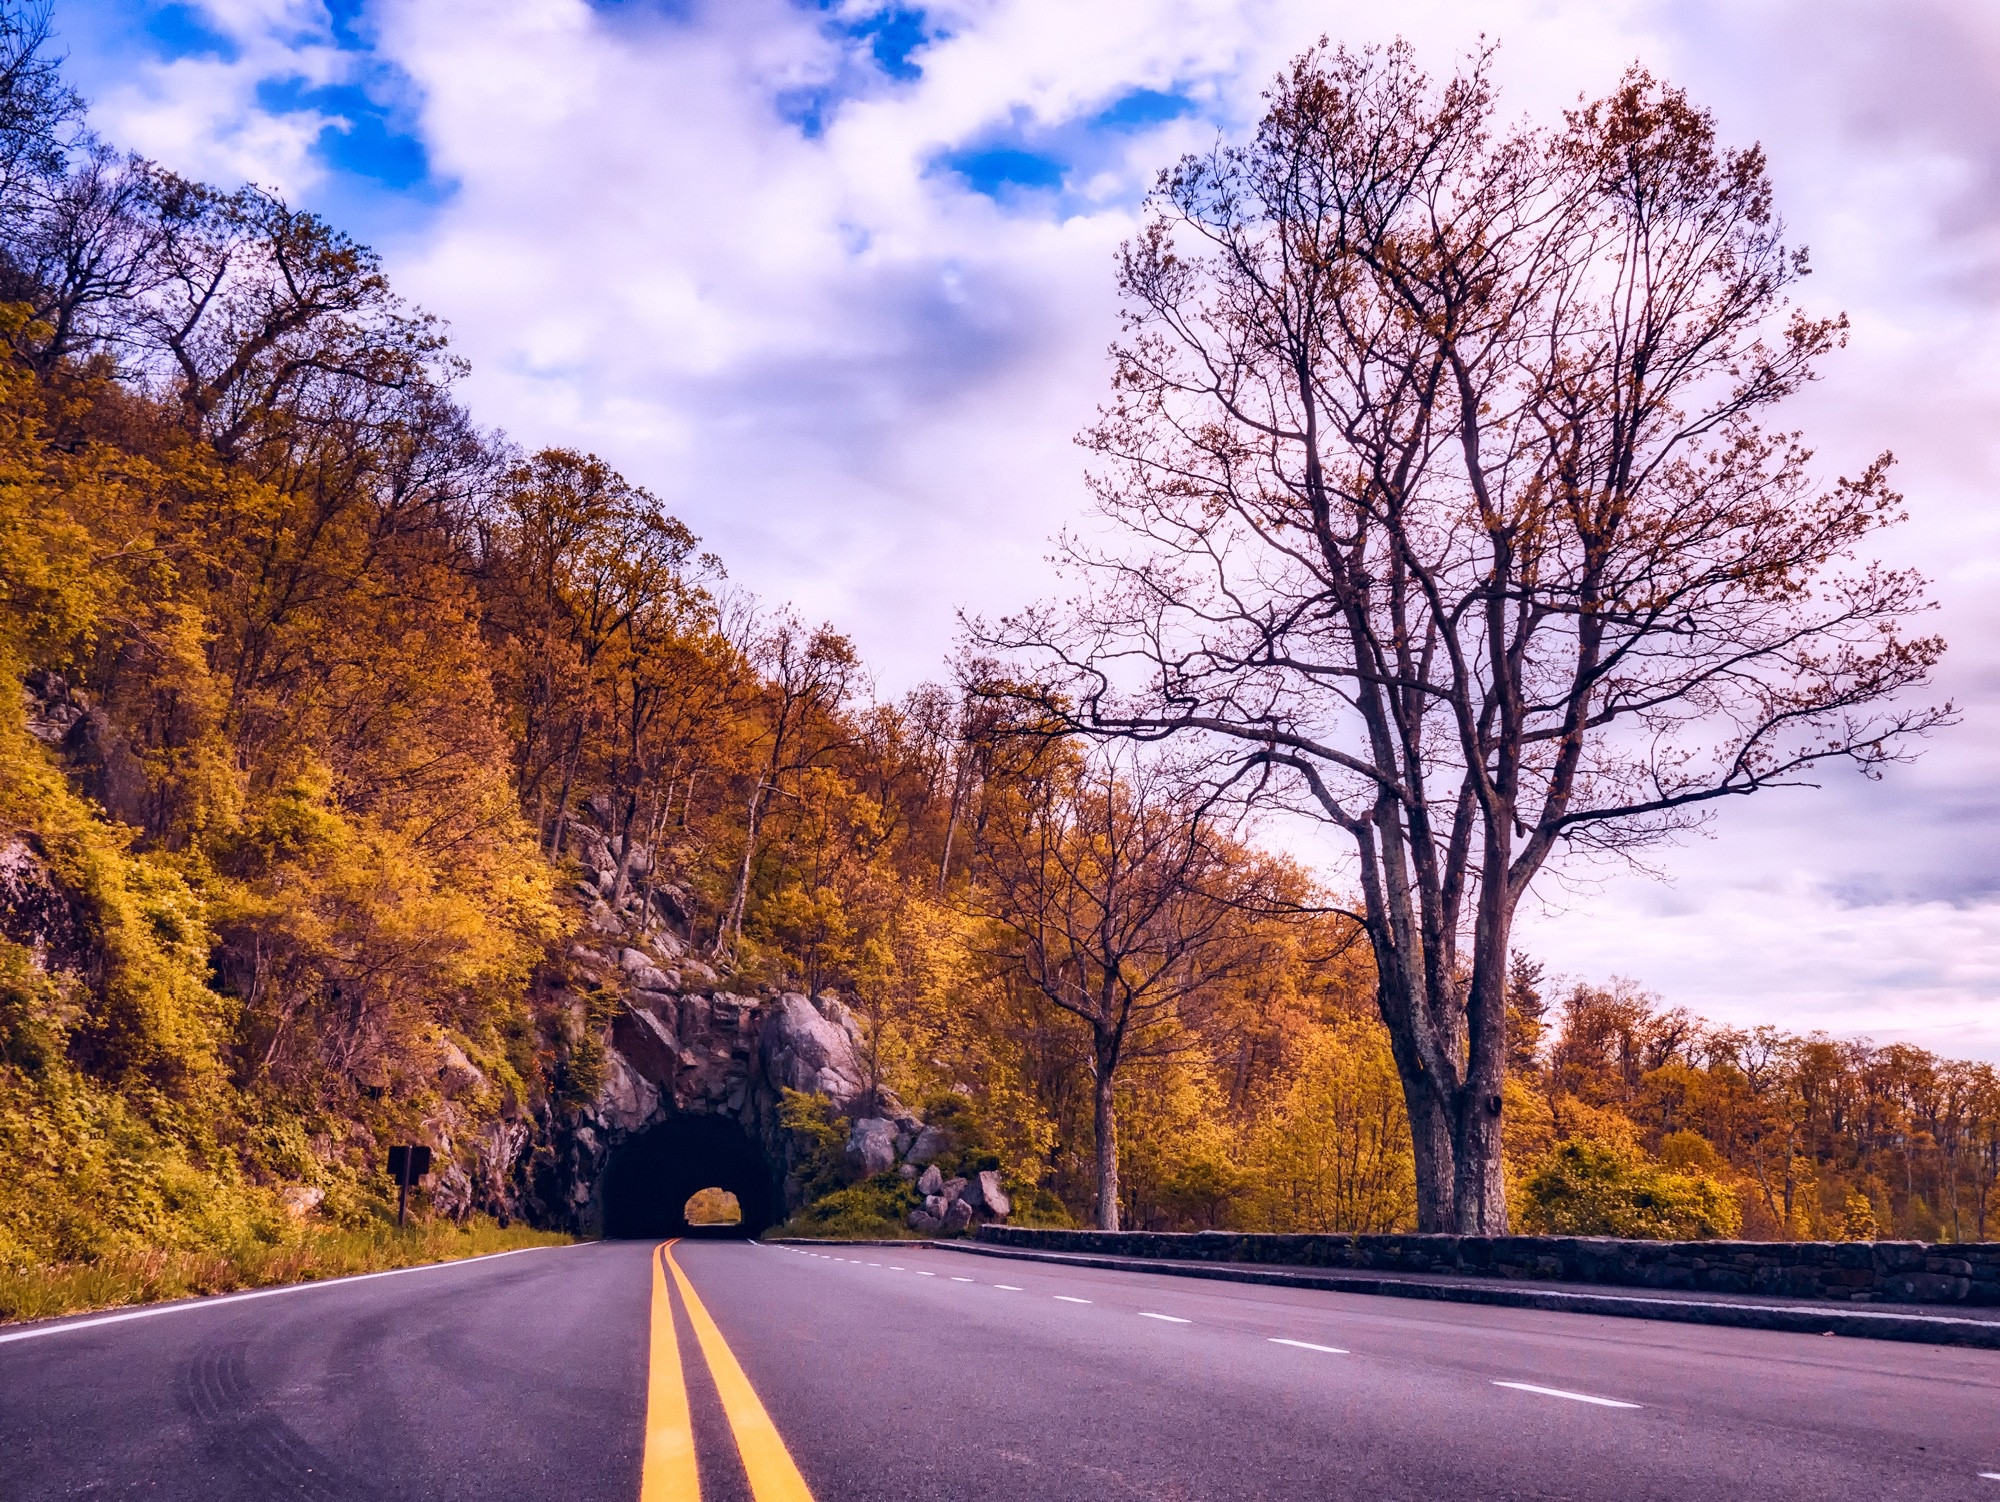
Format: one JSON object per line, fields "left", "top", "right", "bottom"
{"left": 0, "top": 14, "right": 1984, "bottom": 1284}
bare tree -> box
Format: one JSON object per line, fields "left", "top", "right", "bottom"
{"left": 986, "top": 44, "right": 1946, "bottom": 1231}
{"left": 712, "top": 615, "right": 861, "bottom": 962}
{"left": 974, "top": 751, "right": 1275, "bottom": 1229}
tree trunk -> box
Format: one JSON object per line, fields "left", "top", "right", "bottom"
{"left": 1092, "top": 1040, "right": 1121, "bottom": 1232}
{"left": 1452, "top": 886, "right": 1514, "bottom": 1233}
{"left": 715, "top": 777, "right": 768, "bottom": 960}
{"left": 1394, "top": 1059, "right": 1458, "bottom": 1233}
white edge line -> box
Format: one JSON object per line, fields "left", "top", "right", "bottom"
{"left": 0, "top": 1243, "right": 580, "bottom": 1346}
{"left": 1492, "top": 1380, "right": 1641, "bottom": 1409}
{"left": 1139, "top": 1312, "right": 1191, "bottom": 1323}
{"left": 1270, "top": 1338, "right": 1348, "bottom": 1354}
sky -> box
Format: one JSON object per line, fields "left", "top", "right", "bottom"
{"left": 43, "top": 0, "right": 2000, "bottom": 1059}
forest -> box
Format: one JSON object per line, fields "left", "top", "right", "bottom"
{"left": 0, "top": 9, "right": 1993, "bottom": 1306}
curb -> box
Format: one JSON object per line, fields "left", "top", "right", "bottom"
{"left": 931, "top": 1241, "right": 2000, "bottom": 1350}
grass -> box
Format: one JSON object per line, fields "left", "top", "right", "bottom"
{"left": 0, "top": 1217, "right": 574, "bottom": 1325}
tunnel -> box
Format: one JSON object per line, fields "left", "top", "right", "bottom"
{"left": 599, "top": 1113, "right": 779, "bottom": 1239}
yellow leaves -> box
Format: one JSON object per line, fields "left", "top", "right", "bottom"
{"left": 1242, "top": 1015, "right": 1416, "bottom": 1233}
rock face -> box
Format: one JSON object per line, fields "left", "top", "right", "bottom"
{"left": 0, "top": 835, "right": 94, "bottom": 980}
{"left": 762, "top": 993, "right": 869, "bottom": 1101}
{"left": 493, "top": 802, "right": 1011, "bottom": 1236}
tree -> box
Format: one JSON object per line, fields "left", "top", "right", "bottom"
{"left": 974, "top": 751, "right": 1275, "bottom": 1229}
{"left": 713, "top": 616, "right": 860, "bottom": 962}
{"left": 988, "top": 43, "right": 1946, "bottom": 1231}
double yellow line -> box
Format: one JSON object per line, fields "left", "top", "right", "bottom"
{"left": 642, "top": 1240, "right": 815, "bottom": 1502}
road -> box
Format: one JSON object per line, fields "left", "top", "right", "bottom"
{"left": 3, "top": 1238, "right": 1997, "bottom": 1500}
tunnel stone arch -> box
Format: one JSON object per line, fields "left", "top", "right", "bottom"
{"left": 600, "top": 1113, "right": 779, "bottom": 1238}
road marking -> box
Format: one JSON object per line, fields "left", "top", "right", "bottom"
{"left": 867, "top": 1263, "right": 881, "bottom": 1267}
{"left": 664, "top": 1243, "right": 817, "bottom": 1502}
{"left": 1270, "top": 1338, "right": 1348, "bottom": 1354}
{"left": 950, "top": 1277, "right": 975, "bottom": 1282}
{"left": 0, "top": 1244, "right": 579, "bottom": 1345}
{"left": 1054, "top": 1295, "right": 1092, "bottom": 1304}
{"left": 889, "top": 1266, "right": 905, "bottom": 1271}
{"left": 995, "top": 1285, "right": 1023, "bottom": 1291}
{"left": 1492, "top": 1381, "right": 1640, "bottom": 1409}
{"left": 1138, "top": 1313, "right": 1190, "bottom": 1324}
{"left": 640, "top": 1244, "right": 700, "bottom": 1502}
{"left": 1980, "top": 1473, "right": 2000, "bottom": 1481}
{"left": 916, "top": 1271, "right": 935, "bottom": 1276}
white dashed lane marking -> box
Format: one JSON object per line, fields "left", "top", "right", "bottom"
{"left": 1138, "top": 1313, "right": 1190, "bottom": 1324}
{"left": 950, "top": 1276, "right": 975, "bottom": 1282}
{"left": 1270, "top": 1339, "right": 1348, "bottom": 1354}
{"left": 1054, "top": 1295, "right": 1092, "bottom": 1304}
{"left": 995, "top": 1285, "right": 1023, "bottom": 1291}
{"left": 1492, "top": 1382, "right": 1640, "bottom": 1409}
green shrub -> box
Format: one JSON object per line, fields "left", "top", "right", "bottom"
{"left": 1518, "top": 1138, "right": 1741, "bottom": 1240}
{"left": 773, "top": 1171, "right": 918, "bottom": 1240}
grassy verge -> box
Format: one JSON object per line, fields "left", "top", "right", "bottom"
{"left": 0, "top": 1217, "right": 574, "bottom": 1325}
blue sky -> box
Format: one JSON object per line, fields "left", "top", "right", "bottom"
{"left": 43, "top": 0, "right": 2000, "bottom": 1057}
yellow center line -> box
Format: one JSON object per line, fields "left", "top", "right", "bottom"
{"left": 640, "top": 1241, "right": 700, "bottom": 1502}
{"left": 664, "top": 1240, "right": 817, "bottom": 1502}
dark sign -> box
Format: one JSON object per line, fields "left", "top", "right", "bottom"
{"left": 386, "top": 1144, "right": 433, "bottom": 1183}
{"left": 386, "top": 1144, "right": 433, "bottom": 1227}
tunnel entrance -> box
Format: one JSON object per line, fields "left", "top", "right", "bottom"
{"left": 600, "top": 1113, "right": 777, "bottom": 1239}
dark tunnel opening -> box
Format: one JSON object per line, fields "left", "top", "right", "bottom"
{"left": 600, "top": 1113, "right": 778, "bottom": 1239}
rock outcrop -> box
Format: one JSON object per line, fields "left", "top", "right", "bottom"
{"left": 481, "top": 803, "right": 1012, "bottom": 1236}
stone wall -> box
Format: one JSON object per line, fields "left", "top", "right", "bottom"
{"left": 977, "top": 1228, "right": 2000, "bottom": 1305}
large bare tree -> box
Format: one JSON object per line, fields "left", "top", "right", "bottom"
{"left": 988, "top": 44, "right": 1947, "bottom": 1232}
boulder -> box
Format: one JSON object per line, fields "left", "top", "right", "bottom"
{"left": 943, "top": 1199, "right": 974, "bottom": 1232}
{"left": 277, "top": 1185, "right": 324, "bottom": 1220}
{"left": 435, "top": 1039, "right": 486, "bottom": 1096}
{"left": 617, "top": 948, "right": 677, "bottom": 990}
{"left": 917, "top": 1163, "right": 944, "bottom": 1196}
{"left": 922, "top": 1194, "right": 949, "bottom": 1220}
{"left": 651, "top": 886, "right": 692, "bottom": 926}
{"left": 628, "top": 963, "right": 675, "bottom": 992}
{"left": 845, "top": 1117, "right": 898, "bottom": 1177}
{"left": 897, "top": 1163, "right": 917, "bottom": 1180}
{"left": 973, "top": 1170, "right": 1010, "bottom": 1218}
{"left": 941, "top": 1176, "right": 969, "bottom": 1204}
{"left": 904, "top": 1124, "right": 951, "bottom": 1165}
{"left": 908, "top": 1209, "right": 942, "bottom": 1234}
{"left": 760, "top": 992, "right": 867, "bottom": 1109}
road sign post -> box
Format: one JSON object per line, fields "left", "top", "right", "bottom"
{"left": 386, "top": 1144, "right": 433, "bottom": 1227}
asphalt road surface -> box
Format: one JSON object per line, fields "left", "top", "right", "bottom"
{"left": 4, "top": 1238, "right": 1997, "bottom": 1500}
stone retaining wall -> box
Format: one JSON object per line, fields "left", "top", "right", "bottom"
{"left": 976, "top": 1227, "right": 2000, "bottom": 1305}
